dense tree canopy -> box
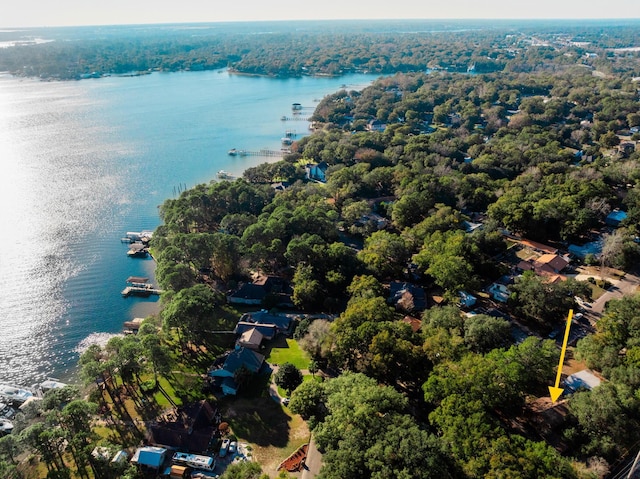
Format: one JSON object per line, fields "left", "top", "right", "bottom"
{"left": 18, "top": 20, "right": 638, "bottom": 479}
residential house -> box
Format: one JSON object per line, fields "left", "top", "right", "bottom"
{"left": 366, "top": 119, "right": 387, "bottom": 132}
{"left": 518, "top": 239, "right": 558, "bottom": 255}
{"left": 208, "top": 347, "right": 266, "bottom": 395}
{"left": 239, "top": 310, "right": 295, "bottom": 335}
{"left": 516, "top": 260, "right": 535, "bottom": 273}
{"left": 227, "top": 283, "right": 267, "bottom": 305}
{"left": 533, "top": 254, "right": 569, "bottom": 275}
{"left": 227, "top": 275, "right": 292, "bottom": 307}
{"left": 389, "top": 282, "right": 427, "bottom": 313}
{"left": 605, "top": 209, "right": 628, "bottom": 228}
{"left": 487, "top": 283, "right": 510, "bottom": 303}
{"left": 356, "top": 212, "right": 389, "bottom": 230}
{"left": 305, "top": 162, "right": 328, "bottom": 182}
{"left": 462, "top": 220, "right": 483, "bottom": 233}
{"left": 401, "top": 315, "right": 422, "bottom": 333}
{"left": 459, "top": 291, "right": 477, "bottom": 308}
{"left": 234, "top": 321, "right": 278, "bottom": 341}
{"left": 146, "top": 400, "right": 218, "bottom": 453}
{"left": 271, "top": 181, "right": 291, "bottom": 192}
{"left": 564, "top": 369, "right": 602, "bottom": 394}
{"left": 236, "top": 327, "right": 264, "bottom": 351}
{"left": 568, "top": 238, "right": 603, "bottom": 260}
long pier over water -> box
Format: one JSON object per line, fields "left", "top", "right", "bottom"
{"left": 228, "top": 148, "right": 289, "bottom": 157}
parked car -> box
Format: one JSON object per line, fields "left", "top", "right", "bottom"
{"left": 282, "top": 398, "right": 290, "bottom": 406}
{"left": 229, "top": 441, "right": 237, "bottom": 455}
{"left": 219, "top": 439, "right": 230, "bottom": 457}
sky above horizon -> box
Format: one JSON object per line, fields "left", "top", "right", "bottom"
{"left": 3, "top": 0, "right": 640, "bottom": 28}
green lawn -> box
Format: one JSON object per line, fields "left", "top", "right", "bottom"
{"left": 587, "top": 282, "right": 607, "bottom": 301}
{"left": 266, "top": 338, "right": 310, "bottom": 370}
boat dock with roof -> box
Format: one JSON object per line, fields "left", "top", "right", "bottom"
{"left": 121, "top": 276, "right": 162, "bottom": 297}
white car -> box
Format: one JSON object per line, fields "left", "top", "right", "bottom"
{"left": 282, "top": 397, "right": 290, "bottom": 406}
{"left": 229, "top": 441, "right": 237, "bottom": 455}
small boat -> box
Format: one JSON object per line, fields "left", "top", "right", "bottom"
{"left": 127, "top": 243, "right": 149, "bottom": 258}
{"left": 0, "top": 384, "right": 34, "bottom": 404}
{"left": 127, "top": 248, "right": 149, "bottom": 258}
{"left": 228, "top": 148, "right": 238, "bottom": 156}
{"left": 0, "top": 418, "right": 13, "bottom": 434}
{"left": 217, "top": 170, "right": 234, "bottom": 180}
{"left": 123, "top": 231, "right": 153, "bottom": 242}
{"left": 39, "top": 379, "right": 68, "bottom": 393}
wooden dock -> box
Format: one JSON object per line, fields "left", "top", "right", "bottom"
{"left": 121, "top": 276, "right": 162, "bottom": 297}
{"left": 280, "top": 116, "right": 310, "bottom": 121}
{"left": 121, "top": 286, "right": 163, "bottom": 297}
{"left": 228, "top": 148, "right": 289, "bottom": 157}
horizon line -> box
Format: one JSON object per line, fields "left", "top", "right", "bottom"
{"left": 3, "top": 17, "right": 640, "bottom": 30}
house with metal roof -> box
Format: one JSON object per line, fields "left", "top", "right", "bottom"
{"left": 131, "top": 446, "right": 168, "bottom": 471}
{"left": 605, "top": 209, "right": 628, "bottom": 228}
{"left": 208, "top": 347, "right": 266, "bottom": 395}
{"left": 564, "top": 369, "right": 602, "bottom": 394}
{"left": 237, "top": 327, "right": 265, "bottom": 351}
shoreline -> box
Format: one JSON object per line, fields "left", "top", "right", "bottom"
{"left": 2, "top": 66, "right": 364, "bottom": 83}
{"left": 0, "top": 69, "right": 379, "bottom": 389}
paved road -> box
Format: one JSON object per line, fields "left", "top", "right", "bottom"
{"left": 301, "top": 436, "right": 322, "bottom": 479}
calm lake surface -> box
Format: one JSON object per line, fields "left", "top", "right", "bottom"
{"left": 0, "top": 69, "right": 379, "bottom": 386}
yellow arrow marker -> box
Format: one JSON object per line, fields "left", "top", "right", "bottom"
{"left": 549, "top": 309, "right": 573, "bottom": 402}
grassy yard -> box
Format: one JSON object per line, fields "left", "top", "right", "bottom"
{"left": 220, "top": 395, "right": 310, "bottom": 477}
{"left": 266, "top": 338, "right": 311, "bottom": 370}
{"left": 587, "top": 282, "right": 607, "bottom": 301}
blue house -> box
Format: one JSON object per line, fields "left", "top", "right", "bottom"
{"left": 305, "top": 162, "right": 328, "bottom": 182}
{"left": 459, "top": 291, "right": 477, "bottom": 308}
{"left": 605, "top": 210, "right": 628, "bottom": 228}
{"left": 208, "top": 347, "right": 266, "bottom": 395}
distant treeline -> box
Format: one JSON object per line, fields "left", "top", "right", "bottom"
{"left": 0, "top": 19, "right": 639, "bottom": 80}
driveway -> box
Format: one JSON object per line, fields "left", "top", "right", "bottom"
{"left": 588, "top": 272, "right": 640, "bottom": 316}
{"left": 301, "top": 436, "right": 322, "bottom": 479}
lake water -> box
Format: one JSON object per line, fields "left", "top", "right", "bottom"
{"left": 0, "top": 69, "right": 379, "bottom": 386}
